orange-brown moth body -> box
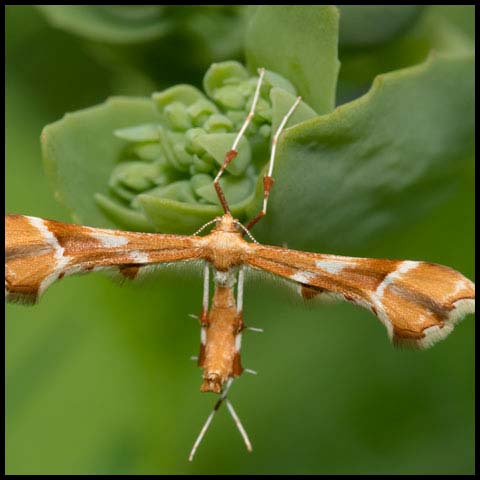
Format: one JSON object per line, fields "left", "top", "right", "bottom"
{"left": 198, "top": 281, "right": 244, "bottom": 393}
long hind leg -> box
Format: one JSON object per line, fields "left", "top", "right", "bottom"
{"left": 188, "top": 379, "right": 252, "bottom": 461}
{"left": 213, "top": 68, "right": 266, "bottom": 213}
{"left": 196, "top": 262, "right": 210, "bottom": 368}
{"left": 245, "top": 95, "right": 302, "bottom": 230}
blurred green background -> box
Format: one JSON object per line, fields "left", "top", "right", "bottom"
{"left": 5, "top": 6, "right": 474, "bottom": 474}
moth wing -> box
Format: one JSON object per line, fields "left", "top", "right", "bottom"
{"left": 246, "top": 244, "right": 475, "bottom": 349}
{"left": 5, "top": 215, "right": 203, "bottom": 304}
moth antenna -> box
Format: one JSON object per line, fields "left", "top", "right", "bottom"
{"left": 244, "top": 368, "right": 258, "bottom": 375}
{"left": 245, "top": 95, "right": 302, "bottom": 231}
{"left": 213, "top": 68, "right": 266, "bottom": 214}
{"left": 188, "top": 313, "right": 199, "bottom": 320}
{"left": 226, "top": 399, "right": 253, "bottom": 453}
{"left": 193, "top": 218, "right": 218, "bottom": 236}
{"left": 188, "top": 378, "right": 234, "bottom": 461}
{"left": 190, "top": 355, "right": 198, "bottom": 362}
{"left": 233, "top": 220, "right": 258, "bottom": 244}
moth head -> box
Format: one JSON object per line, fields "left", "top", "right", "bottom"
{"left": 193, "top": 213, "right": 241, "bottom": 236}
{"left": 212, "top": 213, "right": 241, "bottom": 234}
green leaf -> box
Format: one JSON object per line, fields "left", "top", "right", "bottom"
{"left": 134, "top": 180, "right": 197, "bottom": 206}
{"left": 338, "top": 6, "right": 425, "bottom": 49}
{"left": 42, "top": 97, "right": 160, "bottom": 229}
{"left": 36, "top": 6, "right": 249, "bottom": 90}
{"left": 194, "top": 174, "right": 253, "bottom": 206}
{"left": 41, "top": 10, "right": 474, "bottom": 252}
{"left": 114, "top": 124, "right": 160, "bottom": 142}
{"left": 250, "top": 53, "right": 474, "bottom": 253}
{"left": 94, "top": 193, "right": 153, "bottom": 231}
{"left": 135, "top": 191, "right": 254, "bottom": 235}
{"left": 432, "top": 5, "right": 475, "bottom": 40}
{"left": 195, "top": 133, "right": 251, "bottom": 176}
{"left": 203, "top": 61, "right": 250, "bottom": 98}
{"left": 152, "top": 85, "right": 205, "bottom": 111}
{"left": 336, "top": 7, "right": 474, "bottom": 105}
{"left": 270, "top": 88, "right": 317, "bottom": 137}
{"left": 40, "top": 61, "right": 303, "bottom": 234}
{"left": 109, "top": 161, "right": 162, "bottom": 199}
{"left": 245, "top": 6, "right": 340, "bottom": 115}
{"left": 41, "top": 71, "right": 271, "bottom": 233}
{"left": 36, "top": 6, "right": 170, "bottom": 44}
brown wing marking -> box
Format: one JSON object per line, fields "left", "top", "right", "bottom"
{"left": 5, "top": 215, "right": 202, "bottom": 304}
{"left": 246, "top": 244, "right": 475, "bottom": 349}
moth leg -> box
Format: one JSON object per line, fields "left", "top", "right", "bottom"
{"left": 236, "top": 268, "right": 259, "bottom": 378}
{"left": 197, "top": 262, "right": 210, "bottom": 368}
{"left": 189, "top": 378, "right": 232, "bottom": 461}
{"left": 236, "top": 266, "right": 245, "bottom": 315}
{"left": 188, "top": 379, "right": 251, "bottom": 461}
{"left": 213, "top": 68, "right": 266, "bottom": 214}
{"left": 226, "top": 398, "right": 252, "bottom": 453}
{"left": 245, "top": 95, "right": 302, "bottom": 231}
{"left": 232, "top": 266, "right": 246, "bottom": 378}
{"left": 201, "top": 262, "right": 210, "bottom": 322}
